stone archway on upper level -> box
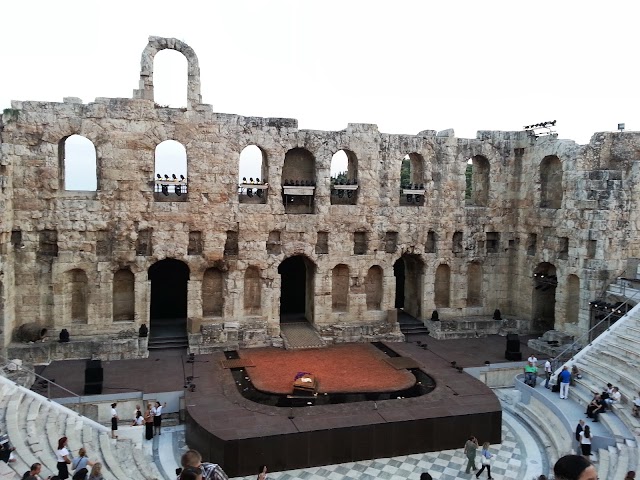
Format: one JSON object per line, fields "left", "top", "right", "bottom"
{"left": 133, "top": 36, "right": 202, "bottom": 109}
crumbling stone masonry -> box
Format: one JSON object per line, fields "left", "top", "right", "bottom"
{"left": 1, "top": 36, "right": 639, "bottom": 361}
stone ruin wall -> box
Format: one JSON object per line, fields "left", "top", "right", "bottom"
{"left": 1, "top": 36, "right": 640, "bottom": 359}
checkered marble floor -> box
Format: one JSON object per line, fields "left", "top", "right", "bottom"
{"left": 230, "top": 414, "right": 533, "bottom": 480}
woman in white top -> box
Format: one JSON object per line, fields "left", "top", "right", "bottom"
{"left": 55, "top": 436, "right": 72, "bottom": 479}
{"left": 131, "top": 410, "right": 144, "bottom": 426}
{"left": 110, "top": 403, "right": 118, "bottom": 439}
{"left": 153, "top": 401, "right": 167, "bottom": 436}
{"left": 579, "top": 425, "right": 592, "bottom": 458}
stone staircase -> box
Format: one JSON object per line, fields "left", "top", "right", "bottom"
{"left": 398, "top": 312, "right": 430, "bottom": 337}
{"left": 0, "top": 375, "right": 164, "bottom": 480}
{"left": 280, "top": 322, "right": 325, "bottom": 349}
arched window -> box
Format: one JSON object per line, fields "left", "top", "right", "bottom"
{"left": 66, "top": 269, "right": 88, "bottom": 323}
{"left": 400, "top": 153, "right": 425, "bottom": 205}
{"left": 59, "top": 135, "right": 97, "bottom": 191}
{"left": 113, "top": 269, "right": 135, "bottom": 321}
{"left": 540, "top": 155, "right": 563, "bottom": 209}
{"left": 466, "top": 155, "right": 490, "bottom": 206}
{"left": 467, "top": 263, "right": 482, "bottom": 307}
{"left": 566, "top": 275, "right": 580, "bottom": 325}
{"left": 365, "top": 266, "right": 383, "bottom": 310}
{"left": 434, "top": 264, "right": 451, "bottom": 308}
{"left": 202, "top": 268, "right": 224, "bottom": 317}
{"left": 282, "top": 148, "right": 316, "bottom": 213}
{"left": 330, "top": 150, "right": 358, "bottom": 205}
{"left": 153, "top": 49, "right": 188, "bottom": 108}
{"left": 244, "top": 267, "right": 262, "bottom": 315}
{"left": 239, "top": 145, "right": 268, "bottom": 204}
{"left": 154, "top": 140, "right": 187, "bottom": 199}
{"left": 331, "top": 264, "right": 349, "bottom": 312}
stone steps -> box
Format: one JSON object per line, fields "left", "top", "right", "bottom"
{"left": 0, "top": 375, "right": 161, "bottom": 480}
{"left": 596, "top": 447, "right": 610, "bottom": 480}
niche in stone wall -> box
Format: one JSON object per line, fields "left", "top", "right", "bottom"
{"left": 566, "top": 274, "right": 580, "bottom": 325}
{"left": 224, "top": 231, "right": 239, "bottom": 256}
{"left": 315, "top": 232, "right": 329, "bottom": 255}
{"left": 425, "top": 230, "right": 437, "bottom": 253}
{"left": 282, "top": 148, "right": 316, "bottom": 214}
{"left": 202, "top": 268, "right": 224, "bottom": 317}
{"left": 558, "top": 237, "right": 569, "bottom": 260}
{"left": 266, "top": 230, "right": 282, "bottom": 255}
{"left": 239, "top": 145, "right": 268, "bottom": 204}
{"left": 587, "top": 240, "right": 597, "bottom": 259}
{"left": 399, "top": 153, "right": 425, "bottom": 206}
{"left": 244, "top": 266, "right": 261, "bottom": 315}
{"left": 38, "top": 230, "right": 58, "bottom": 257}
{"left": 96, "top": 230, "right": 113, "bottom": 258}
{"left": 154, "top": 140, "right": 188, "bottom": 201}
{"left": 466, "top": 155, "right": 490, "bottom": 206}
{"left": 332, "top": 264, "right": 350, "bottom": 312}
{"left": 467, "top": 263, "right": 483, "bottom": 307}
{"left": 354, "top": 232, "right": 367, "bottom": 255}
{"left": 188, "top": 231, "right": 203, "bottom": 255}
{"left": 136, "top": 229, "right": 152, "bottom": 256}
{"left": 452, "top": 231, "right": 463, "bottom": 254}
{"left": 11, "top": 230, "right": 22, "bottom": 249}
{"left": 434, "top": 264, "right": 451, "bottom": 308}
{"left": 113, "top": 269, "right": 135, "bottom": 321}
{"left": 59, "top": 135, "right": 98, "bottom": 191}
{"left": 385, "top": 232, "right": 398, "bottom": 253}
{"left": 0, "top": 280, "right": 3, "bottom": 326}
{"left": 330, "top": 150, "right": 359, "bottom": 205}
{"left": 66, "top": 269, "right": 88, "bottom": 324}
{"left": 540, "top": 155, "right": 563, "bottom": 209}
{"left": 527, "top": 233, "right": 537, "bottom": 256}
{"left": 365, "top": 266, "right": 383, "bottom": 310}
{"left": 486, "top": 232, "right": 500, "bottom": 254}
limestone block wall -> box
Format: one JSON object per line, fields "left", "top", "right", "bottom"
{"left": 1, "top": 36, "right": 639, "bottom": 358}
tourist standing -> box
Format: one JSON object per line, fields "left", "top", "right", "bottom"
{"left": 544, "top": 359, "right": 553, "bottom": 388}
{"left": 475, "top": 442, "right": 493, "bottom": 479}
{"left": 464, "top": 436, "right": 479, "bottom": 474}
{"left": 55, "top": 436, "right": 72, "bottom": 479}
{"left": 575, "top": 419, "right": 585, "bottom": 450}
{"left": 144, "top": 404, "right": 154, "bottom": 440}
{"left": 578, "top": 425, "right": 592, "bottom": 459}
{"left": 559, "top": 366, "right": 571, "bottom": 399}
{"left": 527, "top": 354, "right": 538, "bottom": 367}
{"left": 110, "top": 403, "right": 118, "bottom": 439}
{"left": 153, "top": 401, "right": 167, "bottom": 436}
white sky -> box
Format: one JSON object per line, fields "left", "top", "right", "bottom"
{"left": 3, "top": 0, "right": 640, "bottom": 188}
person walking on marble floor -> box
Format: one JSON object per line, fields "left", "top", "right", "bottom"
{"left": 475, "top": 442, "right": 493, "bottom": 479}
{"left": 464, "top": 435, "right": 479, "bottom": 474}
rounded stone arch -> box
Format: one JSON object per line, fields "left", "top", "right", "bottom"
{"left": 64, "top": 268, "right": 89, "bottom": 324}
{"left": 365, "top": 265, "right": 384, "bottom": 311}
{"left": 466, "top": 155, "right": 490, "bottom": 206}
{"left": 393, "top": 253, "right": 425, "bottom": 318}
{"left": 540, "top": 155, "right": 563, "bottom": 209}
{"left": 155, "top": 139, "right": 188, "bottom": 183}
{"left": 58, "top": 134, "right": 98, "bottom": 191}
{"left": 278, "top": 254, "right": 317, "bottom": 323}
{"left": 532, "top": 262, "right": 557, "bottom": 331}
{"left": 330, "top": 149, "right": 359, "bottom": 182}
{"left": 401, "top": 152, "right": 425, "bottom": 186}
{"left": 282, "top": 147, "right": 316, "bottom": 184}
{"left": 331, "top": 263, "right": 350, "bottom": 312}
{"left": 467, "top": 261, "right": 483, "bottom": 307}
{"left": 239, "top": 144, "right": 269, "bottom": 185}
{"left": 134, "top": 36, "right": 201, "bottom": 109}
{"left": 148, "top": 258, "right": 190, "bottom": 321}
{"left": 565, "top": 274, "right": 580, "bottom": 325}
{"left": 244, "top": 266, "right": 262, "bottom": 315}
{"left": 434, "top": 263, "right": 451, "bottom": 308}
{"left": 113, "top": 268, "right": 135, "bottom": 322}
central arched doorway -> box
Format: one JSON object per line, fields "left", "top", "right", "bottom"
{"left": 148, "top": 259, "right": 189, "bottom": 347}
{"left": 278, "top": 255, "right": 315, "bottom": 323}
{"left": 532, "top": 262, "right": 557, "bottom": 331}
{"left": 393, "top": 254, "right": 424, "bottom": 319}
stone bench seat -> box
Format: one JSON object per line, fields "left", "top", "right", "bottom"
{"left": 578, "top": 357, "right": 640, "bottom": 400}
{"left": 596, "top": 446, "right": 610, "bottom": 480}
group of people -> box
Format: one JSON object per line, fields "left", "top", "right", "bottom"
{"left": 464, "top": 436, "right": 494, "bottom": 479}
{"left": 20, "top": 436, "right": 105, "bottom": 480}
{"left": 110, "top": 401, "right": 167, "bottom": 441}
{"left": 583, "top": 383, "right": 623, "bottom": 422}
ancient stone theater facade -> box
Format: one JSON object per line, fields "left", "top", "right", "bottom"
{"left": 1, "top": 36, "right": 638, "bottom": 361}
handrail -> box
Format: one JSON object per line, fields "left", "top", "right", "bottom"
{"left": 551, "top": 286, "right": 640, "bottom": 371}
{"left": 0, "top": 353, "right": 83, "bottom": 405}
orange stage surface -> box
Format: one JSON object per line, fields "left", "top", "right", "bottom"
{"left": 240, "top": 343, "right": 416, "bottom": 394}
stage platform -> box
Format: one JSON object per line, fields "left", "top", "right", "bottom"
{"left": 185, "top": 341, "right": 502, "bottom": 476}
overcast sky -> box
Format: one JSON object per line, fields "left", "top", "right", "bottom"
{"left": 2, "top": 1, "right": 638, "bottom": 149}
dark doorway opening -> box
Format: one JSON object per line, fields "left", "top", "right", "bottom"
{"left": 278, "top": 256, "right": 310, "bottom": 323}
{"left": 532, "top": 262, "right": 557, "bottom": 332}
{"left": 393, "top": 254, "right": 424, "bottom": 319}
{"left": 394, "top": 259, "right": 405, "bottom": 309}
{"left": 148, "top": 259, "right": 189, "bottom": 349}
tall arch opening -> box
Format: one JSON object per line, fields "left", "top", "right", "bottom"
{"left": 59, "top": 135, "right": 97, "bottom": 191}
{"left": 154, "top": 140, "right": 188, "bottom": 200}
{"left": 244, "top": 267, "right": 262, "bottom": 315}
{"left": 540, "top": 155, "right": 563, "bottom": 209}
{"left": 566, "top": 274, "right": 580, "bottom": 326}
{"left": 282, "top": 148, "right": 316, "bottom": 213}
{"left": 466, "top": 155, "right": 490, "bottom": 206}
{"left": 239, "top": 145, "right": 268, "bottom": 204}
{"left": 148, "top": 259, "right": 189, "bottom": 338}
{"left": 467, "top": 262, "right": 483, "bottom": 307}
{"left": 330, "top": 149, "right": 359, "bottom": 205}
{"left": 532, "top": 262, "right": 557, "bottom": 331}
{"left": 365, "top": 265, "right": 383, "bottom": 310}
{"left": 278, "top": 255, "right": 315, "bottom": 323}
{"left": 434, "top": 264, "right": 451, "bottom": 308}
{"left": 65, "top": 269, "right": 88, "bottom": 324}
{"left": 393, "top": 254, "right": 424, "bottom": 319}
{"left": 202, "top": 268, "right": 224, "bottom": 317}
{"left": 113, "top": 269, "right": 135, "bottom": 321}
{"left": 331, "top": 264, "right": 349, "bottom": 312}
{"left": 153, "top": 49, "right": 188, "bottom": 108}
{"left": 400, "top": 153, "right": 425, "bottom": 206}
